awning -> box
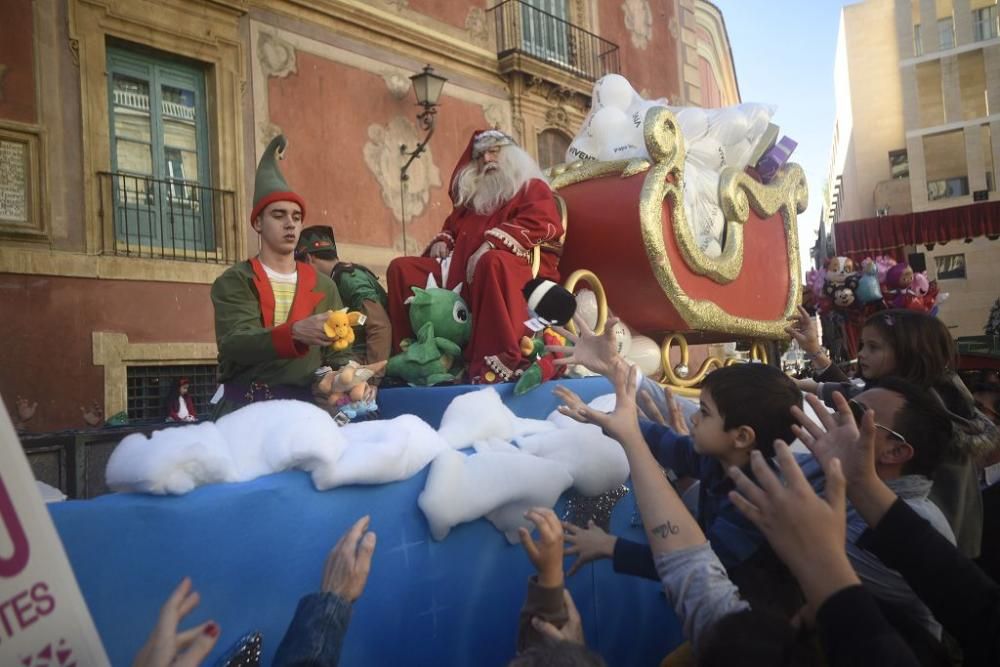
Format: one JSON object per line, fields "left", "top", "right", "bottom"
{"left": 833, "top": 199, "right": 1000, "bottom": 262}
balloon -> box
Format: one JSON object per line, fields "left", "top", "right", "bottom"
{"left": 673, "top": 107, "right": 709, "bottom": 143}
{"left": 598, "top": 142, "right": 643, "bottom": 161}
{"left": 595, "top": 74, "right": 636, "bottom": 111}
{"left": 575, "top": 289, "right": 598, "bottom": 331}
{"left": 688, "top": 136, "right": 726, "bottom": 171}
{"left": 589, "top": 107, "right": 630, "bottom": 145}
{"left": 706, "top": 106, "right": 750, "bottom": 148}
{"left": 626, "top": 335, "right": 661, "bottom": 376}
{"left": 566, "top": 134, "right": 600, "bottom": 162}
{"left": 611, "top": 318, "right": 632, "bottom": 357}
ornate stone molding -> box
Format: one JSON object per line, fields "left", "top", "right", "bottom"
{"left": 465, "top": 7, "right": 489, "bottom": 43}
{"left": 544, "top": 106, "right": 571, "bottom": 130}
{"left": 363, "top": 116, "right": 442, "bottom": 227}
{"left": 622, "top": 0, "right": 653, "bottom": 50}
{"left": 258, "top": 31, "right": 297, "bottom": 78}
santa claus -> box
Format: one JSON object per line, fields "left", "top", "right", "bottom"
{"left": 387, "top": 129, "right": 564, "bottom": 383}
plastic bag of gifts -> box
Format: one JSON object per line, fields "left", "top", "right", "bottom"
{"left": 564, "top": 74, "right": 776, "bottom": 258}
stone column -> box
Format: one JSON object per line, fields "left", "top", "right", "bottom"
{"left": 941, "top": 55, "right": 963, "bottom": 123}
{"left": 966, "top": 125, "right": 987, "bottom": 193}
{"left": 907, "top": 135, "right": 930, "bottom": 210}
{"left": 954, "top": 0, "right": 974, "bottom": 46}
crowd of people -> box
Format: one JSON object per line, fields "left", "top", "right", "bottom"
{"left": 131, "top": 304, "right": 999, "bottom": 666}
{"left": 116, "top": 122, "right": 1000, "bottom": 665}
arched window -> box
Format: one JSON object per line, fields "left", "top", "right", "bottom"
{"left": 537, "top": 128, "right": 572, "bottom": 170}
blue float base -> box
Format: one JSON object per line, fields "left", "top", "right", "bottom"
{"left": 50, "top": 377, "right": 683, "bottom": 666}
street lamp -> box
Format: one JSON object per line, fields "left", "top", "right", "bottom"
{"left": 400, "top": 65, "right": 447, "bottom": 182}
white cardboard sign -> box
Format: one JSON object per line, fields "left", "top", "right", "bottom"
{"left": 0, "top": 398, "right": 110, "bottom": 666}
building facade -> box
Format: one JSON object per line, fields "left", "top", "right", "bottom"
{"left": 824, "top": 0, "right": 1000, "bottom": 337}
{"left": 0, "top": 0, "right": 738, "bottom": 431}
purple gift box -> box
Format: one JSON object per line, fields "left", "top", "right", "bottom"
{"left": 755, "top": 136, "right": 797, "bottom": 184}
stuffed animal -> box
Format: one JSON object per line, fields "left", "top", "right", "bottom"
{"left": 385, "top": 275, "right": 473, "bottom": 386}
{"left": 385, "top": 322, "right": 464, "bottom": 386}
{"left": 314, "top": 360, "right": 387, "bottom": 423}
{"left": 324, "top": 309, "right": 365, "bottom": 351}
{"left": 513, "top": 279, "right": 577, "bottom": 395}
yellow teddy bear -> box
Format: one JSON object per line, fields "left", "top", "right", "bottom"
{"left": 324, "top": 308, "right": 365, "bottom": 351}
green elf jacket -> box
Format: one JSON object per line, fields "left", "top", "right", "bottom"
{"left": 211, "top": 257, "right": 351, "bottom": 418}
{"left": 331, "top": 263, "right": 389, "bottom": 361}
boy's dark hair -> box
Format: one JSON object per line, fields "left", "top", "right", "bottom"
{"left": 862, "top": 309, "right": 955, "bottom": 385}
{"left": 507, "top": 640, "right": 606, "bottom": 667}
{"left": 701, "top": 363, "right": 802, "bottom": 458}
{"left": 871, "top": 377, "right": 955, "bottom": 476}
{"left": 699, "top": 609, "right": 815, "bottom": 666}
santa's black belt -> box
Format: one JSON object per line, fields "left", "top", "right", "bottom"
{"left": 223, "top": 381, "right": 313, "bottom": 406}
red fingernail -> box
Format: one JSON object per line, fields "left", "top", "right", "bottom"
{"left": 204, "top": 622, "right": 219, "bottom": 637}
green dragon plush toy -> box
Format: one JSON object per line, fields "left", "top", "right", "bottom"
{"left": 386, "top": 276, "right": 472, "bottom": 386}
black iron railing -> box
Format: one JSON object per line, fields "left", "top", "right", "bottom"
{"left": 98, "top": 171, "right": 239, "bottom": 263}
{"left": 489, "top": 0, "right": 620, "bottom": 81}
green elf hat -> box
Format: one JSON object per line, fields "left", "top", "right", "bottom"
{"left": 296, "top": 225, "right": 338, "bottom": 259}
{"left": 250, "top": 134, "right": 307, "bottom": 224}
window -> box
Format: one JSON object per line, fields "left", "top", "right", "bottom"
{"left": 126, "top": 363, "right": 217, "bottom": 421}
{"left": 888, "top": 149, "right": 909, "bottom": 178}
{"left": 939, "top": 17, "right": 955, "bottom": 49}
{"left": 928, "top": 176, "right": 969, "bottom": 200}
{"left": 914, "top": 23, "right": 923, "bottom": 56}
{"left": 537, "top": 129, "right": 572, "bottom": 170}
{"left": 521, "top": 0, "right": 570, "bottom": 67}
{"left": 935, "top": 253, "right": 967, "bottom": 280}
{"left": 106, "top": 44, "right": 214, "bottom": 254}
{"left": 974, "top": 5, "right": 998, "bottom": 41}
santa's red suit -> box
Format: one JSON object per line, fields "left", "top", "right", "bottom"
{"left": 387, "top": 131, "right": 563, "bottom": 383}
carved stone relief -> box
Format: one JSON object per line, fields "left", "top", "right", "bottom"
{"left": 545, "top": 106, "right": 570, "bottom": 130}
{"left": 483, "top": 102, "right": 511, "bottom": 131}
{"left": 465, "top": 7, "right": 489, "bottom": 43}
{"left": 363, "top": 116, "right": 442, "bottom": 231}
{"left": 383, "top": 0, "right": 408, "bottom": 11}
{"left": 257, "top": 121, "right": 283, "bottom": 151}
{"left": 622, "top": 0, "right": 653, "bottom": 50}
{"left": 382, "top": 72, "right": 411, "bottom": 100}
{"left": 258, "top": 31, "right": 297, "bottom": 79}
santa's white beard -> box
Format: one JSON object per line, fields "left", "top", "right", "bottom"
{"left": 469, "top": 168, "right": 517, "bottom": 215}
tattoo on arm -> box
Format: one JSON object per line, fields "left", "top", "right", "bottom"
{"left": 651, "top": 522, "right": 680, "bottom": 539}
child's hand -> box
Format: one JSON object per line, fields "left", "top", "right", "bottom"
{"left": 573, "top": 360, "right": 642, "bottom": 445}
{"left": 638, "top": 385, "right": 689, "bottom": 435}
{"left": 554, "top": 385, "right": 589, "bottom": 423}
{"left": 546, "top": 314, "right": 623, "bottom": 378}
{"left": 563, "top": 520, "right": 616, "bottom": 576}
{"left": 518, "top": 508, "right": 565, "bottom": 588}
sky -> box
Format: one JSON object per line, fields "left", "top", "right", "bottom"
{"left": 713, "top": 0, "right": 852, "bottom": 277}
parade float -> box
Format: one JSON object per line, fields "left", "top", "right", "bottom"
{"left": 32, "top": 76, "right": 808, "bottom": 666}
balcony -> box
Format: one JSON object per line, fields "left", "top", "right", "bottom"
{"left": 488, "top": 0, "right": 620, "bottom": 82}
{"left": 98, "top": 171, "right": 240, "bottom": 263}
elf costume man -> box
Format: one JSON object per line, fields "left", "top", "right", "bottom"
{"left": 386, "top": 130, "right": 564, "bottom": 383}
{"left": 296, "top": 225, "right": 392, "bottom": 382}
{"left": 210, "top": 135, "right": 357, "bottom": 418}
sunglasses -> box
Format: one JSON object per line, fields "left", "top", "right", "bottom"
{"left": 848, "top": 399, "right": 907, "bottom": 443}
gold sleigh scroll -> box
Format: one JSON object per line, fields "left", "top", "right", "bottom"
{"left": 547, "top": 106, "right": 808, "bottom": 340}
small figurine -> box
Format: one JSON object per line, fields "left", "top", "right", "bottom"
{"left": 167, "top": 378, "right": 198, "bottom": 423}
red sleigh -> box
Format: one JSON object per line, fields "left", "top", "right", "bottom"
{"left": 540, "top": 107, "right": 808, "bottom": 390}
